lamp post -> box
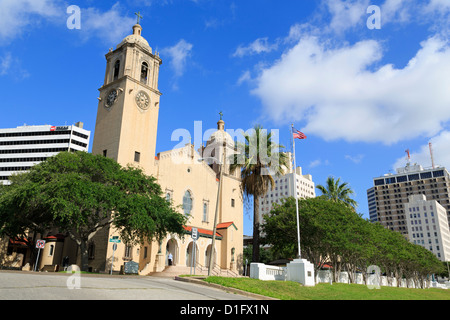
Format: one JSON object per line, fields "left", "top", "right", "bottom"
{"left": 198, "top": 145, "right": 225, "bottom": 276}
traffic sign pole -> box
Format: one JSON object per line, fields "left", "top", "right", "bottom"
{"left": 34, "top": 240, "right": 45, "bottom": 272}
{"left": 190, "top": 241, "right": 193, "bottom": 275}
{"left": 190, "top": 228, "right": 199, "bottom": 275}
{"left": 109, "top": 237, "right": 121, "bottom": 275}
{"left": 110, "top": 243, "right": 118, "bottom": 275}
{"left": 34, "top": 248, "right": 41, "bottom": 272}
{"left": 193, "top": 241, "right": 196, "bottom": 275}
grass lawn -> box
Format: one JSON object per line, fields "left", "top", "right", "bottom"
{"left": 204, "top": 276, "right": 450, "bottom": 300}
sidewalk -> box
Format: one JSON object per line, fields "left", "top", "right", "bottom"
{"left": 174, "top": 276, "right": 279, "bottom": 300}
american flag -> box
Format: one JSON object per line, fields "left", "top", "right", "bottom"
{"left": 292, "top": 128, "right": 306, "bottom": 140}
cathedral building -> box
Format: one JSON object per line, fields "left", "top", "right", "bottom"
{"left": 88, "top": 22, "right": 244, "bottom": 275}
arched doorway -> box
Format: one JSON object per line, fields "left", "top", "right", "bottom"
{"left": 205, "top": 244, "right": 216, "bottom": 268}
{"left": 186, "top": 242, "right": 199, "bottom": 267}
{"left": 166, "top": 238, "right": 178, "bottom": 266}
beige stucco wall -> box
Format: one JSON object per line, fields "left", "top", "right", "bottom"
{"left": 0, "top": 237, "right": 26, "bottom": 268}
{"left": 136, "top": 144, "right": 243, "bottom": 275}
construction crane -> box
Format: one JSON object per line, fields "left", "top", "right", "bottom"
{"left": 429, "top": 142, "right": 436, "bottom": 169}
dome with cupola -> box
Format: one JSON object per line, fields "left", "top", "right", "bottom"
{"left": 206, "top": 119, "right": 235, "bottom": 150}
{"left": 118, "top": 24, "right": 152, "bottom": 53}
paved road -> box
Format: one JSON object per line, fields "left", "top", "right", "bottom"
{"left": 0, "top": 271, "right": 255, "bottom": 300}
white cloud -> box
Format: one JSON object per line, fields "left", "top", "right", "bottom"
{"left": 426, "top": 0, "right": 450, "bottom": 12}
{"left": 380, "top": 0, "right": 415, "bottom": 24}
{"left": 0, "top": 53, "right": 12, "bottom": 75}
{"left": 0, "top": 0, "right": 62, "bottom": 44}
{"left": 309, "top": 159, "right": 330, "bottom": 169}
{"left": 0, "top": 1, "right": 136, "bottom": 46}
{"left": 324, "top": 0, "right": 370, "bottom": 34}
{"left": 251, "top": 35, "right": 450, "bottom": 145}
{"left": 345, "top": 154, "right": 365, "bottom": 164}
{"left": 161, "top": 39, "right": 193, "bottom": 89}
{"left": 233, "top": 38, "right": 278, "bottom": 58}
{"left": 317, "top": 0, "right": 449, "bottom": 35}
{"left": 284, "top": 23, "right": 322, "bottom": 44}
{"left": 162, "top": 39, "right": 193, "bottom": 77}
{"left": 236, "top": 1, "right": 450, "bottom": 146}
{"left": 237, "top": 70, "right": 251, "bottom": 85}
{"left": 0, "top": 52, "right": 29, "bottom": 80}
{"left": 78, "top": 3, "right": 136, "bottom": 45}
{"left": 393, "top": 131, "right": 450, "bottom": 170}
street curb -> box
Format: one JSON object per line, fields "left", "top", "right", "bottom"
{"left": 174, "top": 276, "right": 279, "bottom": 300}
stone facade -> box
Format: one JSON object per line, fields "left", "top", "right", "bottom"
{"left": 88, "top": 23, "right": 244, "bottom": 275}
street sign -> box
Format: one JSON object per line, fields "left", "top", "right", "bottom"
{"left": 110, "top": 238, "right": 120, "bottom": 275}
{"left": 36, "top": 240, "right": 45, "bottom": 249}
{"left": 34, "top": 240, "right": 46, "bottom": 272}
{"left": 191, "top": 227, "right": 199, "bottom": 241}
{"left": 190, "top": 228, "right": 199, "bottom": 275}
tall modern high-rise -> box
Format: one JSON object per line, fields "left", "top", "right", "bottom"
{"left": 258, "top": 152, "right": 316, "bottom": 224}
{"left": 0, "top": 123, "right": 90, "bottom": 185}
{"left": 367, "top": 163, "right": 450, "bottom": 236}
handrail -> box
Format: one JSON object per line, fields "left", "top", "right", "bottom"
{"left": 194, "top": 262, "right": 239, "bottom": 277}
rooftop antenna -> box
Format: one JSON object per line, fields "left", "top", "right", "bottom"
{"left": 429, "top": 142, "right": 435, "bottom": 169}
{"left": 405, "top": 149, "right": 411, "bottom": 165}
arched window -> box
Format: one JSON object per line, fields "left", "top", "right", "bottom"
{"left": 166, "top": 192, "right": 171, "bottom": 202}
{"left": 183, "top": 191, "right": 192, "bottom": 216}
{"left": 140, "top": 62, "right": 149, "bottom": 84}
{"left": 113, "top": 60, "right": 120, "bottom": 81}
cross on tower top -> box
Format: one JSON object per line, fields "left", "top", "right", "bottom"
{"left": 135, "top": 11, "right": 143, "bottom": 25}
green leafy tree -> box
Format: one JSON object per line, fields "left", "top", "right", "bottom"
{"left": 0, "top": 151, "right": 187, "bottom": 271}
{"left": 0, "top": 173, "right": 53, "bottom": 264}
{"left": 316, "top": 176, "right": 357, "bottom": 210}
{"left": 260, "top": 198, "right": 298, "bottom": 260}
{"left": 262, "top": 196, "right": 443, "bottom": 285}
{"left": 262, "top": 197, "right": 353, "bottom": 276}
{"left": 230, "top": 126, "right": 288, "bottom": 263}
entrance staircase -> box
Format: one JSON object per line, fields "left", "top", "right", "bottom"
{"left": 150, "top": 266, "right": 193, "bottom": 278}
{"left": 149, "top": 264, "right": 240, "bottom": 278}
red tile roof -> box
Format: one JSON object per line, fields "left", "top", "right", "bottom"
{"left": 44, "top": 234, "right": 65, "bottom": 240}
{"left": 216, "top": 221, "right": 237, "bottom": 230}
{"left": 9, "top": 238, "right": 29, "bottom": 246}
{"left": 183, "top": 226, "right": 222, "bottom": 239}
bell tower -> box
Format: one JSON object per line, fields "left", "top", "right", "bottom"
{"left": 92, "top": 20, "right": 162, "bottom": 176}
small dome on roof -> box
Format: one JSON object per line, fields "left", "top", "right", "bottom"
{"left": 207, "top": 120, "right": 234, "bottom": 149}
{"left": 118, "top": 24, "right": 152, "bottom": 52}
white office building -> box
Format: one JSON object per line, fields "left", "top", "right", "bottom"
{"left": 258, "top": 152, "right": 315, "bottom": 223}
{"left": 405, "top": 194, "right": 450, "bottom": 262}
{"left": 0, "top": 122, "right": 90, "bottom": 185}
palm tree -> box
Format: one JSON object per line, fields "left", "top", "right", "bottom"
{"left": 316, "top": 176, "right": 358, "bottom": 210}
{"left": 230, "top": 126, "right": 289, "bottom": 263}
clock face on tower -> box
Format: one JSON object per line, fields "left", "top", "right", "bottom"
{"left": 135, "top": 90, "right": 150, "bottom": 110}
{"left": 105, "top": 89, "right": 118, "bottom": 108}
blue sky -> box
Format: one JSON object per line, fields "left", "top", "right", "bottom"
{"left": 1, "top": 0, "right": 450, "bottom": 236}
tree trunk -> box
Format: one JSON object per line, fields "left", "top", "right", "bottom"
{"left": 79, "top": 239, "right": 89, "bottom": 272}
{"left": 28, "top": 232, "right": 38, "bottom": 269}
{"left": 252, "top": 196, "right": 260, "bottom": 263}
{"left": 332, "top": 257, "right": 340, "bottom": 282}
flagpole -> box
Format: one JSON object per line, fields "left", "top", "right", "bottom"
{"left": 291, "top": 124, "right": 302, "bottom": 259}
